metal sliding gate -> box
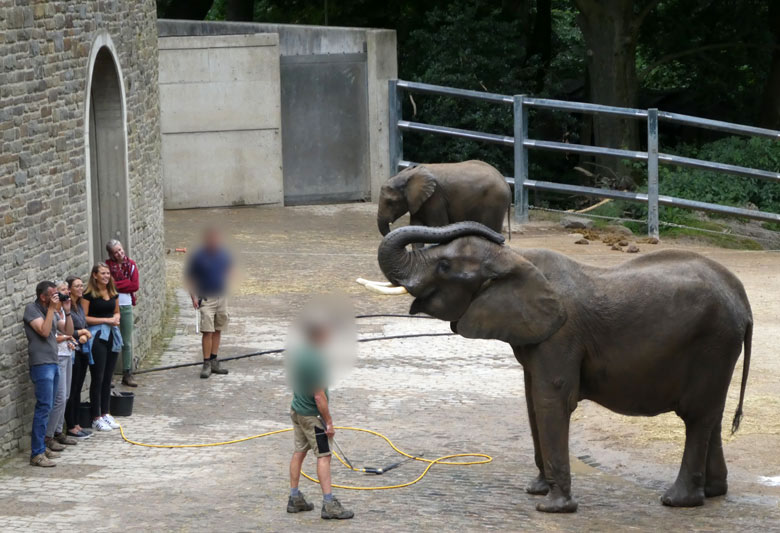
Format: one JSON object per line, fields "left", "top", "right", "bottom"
{"left": 388, "top": 80, "right": 780, "bottom": 237}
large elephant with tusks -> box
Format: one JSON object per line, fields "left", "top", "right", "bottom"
{"left": 377, "top": 161, "right": 511, "bottom": 238}
{"left": 377, "top": 222, "right": 753, "bottom": 513}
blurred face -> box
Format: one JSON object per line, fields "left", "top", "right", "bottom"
{"left": 204, "top": 229, "right": 221, "bottom": 250}
{"left": 110, "top": 243, "right": 125, "bottom": 262}
{"left": 56, "top": 282, "right": 69, "bottom": 296}
{"left": 69, "top": 278, "right": 83, "bottom": 299}
{"left": 94, "top": 266, "right": 111, "bottom": 287}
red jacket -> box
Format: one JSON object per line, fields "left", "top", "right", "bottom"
{"left": 106, "top": 257, "right": 139, "bottom": 306}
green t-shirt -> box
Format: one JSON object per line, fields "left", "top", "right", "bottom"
{"left": 290, "top": 345, "right": 329, "bottom": 417}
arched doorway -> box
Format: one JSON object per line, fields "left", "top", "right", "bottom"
{"left": 84, "top": 34, "right": 130, "bottom": 264}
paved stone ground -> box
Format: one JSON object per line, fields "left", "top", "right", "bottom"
{"left": 1, "top": 204, "right": 779, "bottom": 532}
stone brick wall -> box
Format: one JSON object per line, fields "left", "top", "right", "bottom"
{"left": 0, "top": 0, "right": 164, "bottom": 458}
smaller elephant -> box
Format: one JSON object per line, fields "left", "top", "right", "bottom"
{"left": 377, "top": 161, "right": 511, "bottom": 238}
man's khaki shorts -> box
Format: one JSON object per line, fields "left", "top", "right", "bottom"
{"left": 291, "top": 409, "right": 332, "bottom": 458}
{"left": 199, "top": 296, "right": 229, "bottom": 333}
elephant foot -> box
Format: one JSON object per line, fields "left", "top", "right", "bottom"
{"left": 535, "top": 492, "right": 578, "bottom": 513}
{"left": 525, "top": 473, "right": 550, "bottom": 495}
{"left": 661, "top": 482, "right": 705, "bottom": 507}
{"left": 704, "top": 479, "right": 728, "bottom": 498}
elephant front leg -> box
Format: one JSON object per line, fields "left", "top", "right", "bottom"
{"left": 530, "top": 379, "right": 578, "bottom": 513}
{"left": 524, "top": 371, "right": 550, "bottom": 496}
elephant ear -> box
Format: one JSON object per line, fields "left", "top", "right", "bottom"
{"left": 456, "top": 256, "right": 566, "bottom": 346}
{"left": 405, "top": 167, "right": 436, "bottom": 214}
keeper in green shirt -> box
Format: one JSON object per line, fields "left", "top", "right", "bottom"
{"left": 286, "top": 322, "right": 354, "bottom": 519}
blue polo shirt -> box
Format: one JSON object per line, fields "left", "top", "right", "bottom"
{"left": 187, "top": 247, "right": 232, "bottom": 297}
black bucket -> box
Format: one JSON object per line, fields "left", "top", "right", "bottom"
{"left": 109, "top": 391, "right": 134, "bottom": 417}
{"left": 78, "top": 402, "right": 92, "bottom": 428}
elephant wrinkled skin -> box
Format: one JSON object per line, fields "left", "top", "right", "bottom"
{"left": 376, "top": 161, "right": 511, "bottom": 238}
{"left": 377, "top": 222, "right": 753, "bottom": 513}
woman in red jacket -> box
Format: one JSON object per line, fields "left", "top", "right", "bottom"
{"left": 105, "top": 239, "right": 139, "bottom": 387}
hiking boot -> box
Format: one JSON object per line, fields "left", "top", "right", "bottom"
{"left": 54, "top": 433, "right": 78, "bottom": 445}
{"left": 210, "top": 357, "right": 228, "bottom": 375}
{"left": 321, "top": 497, "right": 354, "bottom": 520}
{"left": 45, "top": 438, "right": 65, "bottom": 452}
{"left": 200, "top": 360, "right": 211, "bottom": 379}
{"left": 287, "top": 492, "right": 315, "bottom": 513}
{"left": 31, "top": 453, "right": 56, "bottom": 467}
{"left": 122, "top": 371, "right": 138, "bottom": 387}
{"left": 44, "top": 448, "right": 61, "bottom": 459}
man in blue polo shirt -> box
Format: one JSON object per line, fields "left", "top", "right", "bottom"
{"left": 186, "top": 227, "right": 232, "bottom": 379}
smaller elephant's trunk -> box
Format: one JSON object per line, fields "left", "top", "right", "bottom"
{"left": 377, "top": 218, "right": 391, "bottom": 237}
{"left": 377, "top": 222, "right": 505, "bottom": 286}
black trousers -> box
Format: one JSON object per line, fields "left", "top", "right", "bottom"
{"left": 89, "top": 337, "right": 118, "bottom": 419}
{"left": 65, "top": 352, "right": 90, "bottom": 429}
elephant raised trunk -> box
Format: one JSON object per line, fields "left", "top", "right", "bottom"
{"left": 377, "top": 222, "right": 505, "bottom": 286}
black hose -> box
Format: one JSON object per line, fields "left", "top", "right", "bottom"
{"left": 135, "top": 315, "right": 451, "bottom": 375}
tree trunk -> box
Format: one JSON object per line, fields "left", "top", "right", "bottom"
{"left": 226, "top": 0, "right": 254, "bottom": 21}
{"left": 528, "top": 0, "right": 552, "bottom": 91}
{"left": 575, "top": 0, "right": 642, "bottom": 185}
{"left": 760, "top": 2, "right": 780, "bottom": 129}
{"left": 161, "top": 0, "right": 215, "bottom": 20}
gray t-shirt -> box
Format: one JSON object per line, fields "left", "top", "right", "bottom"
{"left": 23, "top": 301, "right": 58, "bottom": 367}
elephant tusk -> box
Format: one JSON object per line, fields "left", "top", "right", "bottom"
{"left": 364, "top": 284, "right": 408, "bottom": 295}
{"left": 356, "top": 278, "right": 408, "bottom": 295}
{"left": 356, "top": 278, "right": 394, "bottom": 287}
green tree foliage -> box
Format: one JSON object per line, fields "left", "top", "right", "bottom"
{"left": 162, "top": 0, "right": 780, "bottom": 219}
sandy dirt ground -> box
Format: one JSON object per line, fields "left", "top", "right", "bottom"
{"left": 0, "top": 203, "right": 778, "bottom": 532}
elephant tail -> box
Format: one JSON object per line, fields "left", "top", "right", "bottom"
{"left": 731, "top": 321, "right": 753, "bottom": 434}
{"left": 506, "top": 204, "right": 511, "bottom": 241}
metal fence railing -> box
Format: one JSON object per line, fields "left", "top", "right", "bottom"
{"left": 388, "top": 79, "right": 780, "bottom": 237}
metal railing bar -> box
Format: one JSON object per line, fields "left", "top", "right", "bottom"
{"left": 524, "top": 180, "right": 780, "bottom": 222}
{"left": 523, "top": 97, "right": 648, "bottom": 119}
{"left": 657, "top": 111, "right": 780, "bottom": 140}
{"left": 396, "top": 80, "right": 513, "bottom": 104}
{"left": 398, "top": 120, "right": 515, "bottom": 146}
{"left": 658, "top": 153, "right": 780, "bottom": 182}
{"left": 523, "top": 139, "right": 648, "bottom": 161}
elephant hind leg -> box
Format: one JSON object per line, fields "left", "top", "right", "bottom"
{"left": 523, "top": 371, "right": 550, "bottom": 496}
{"left": 704, "top": 422, "right": 728, "bottom": 497}
{"left": 662, "top": 415, "right": 716, "bottom": 507}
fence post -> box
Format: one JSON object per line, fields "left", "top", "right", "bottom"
{"left": 646, "top": 108, "right": 660, "bottom": 238}
{"left": 388, "top": 79, "right": 402, "bottom": 176}
{"left": 513, "top": 94, "right": 529, "bottom": 223}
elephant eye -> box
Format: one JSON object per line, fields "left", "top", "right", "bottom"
{"left": 437, "top": 260, "right": 451, "bottom": 274}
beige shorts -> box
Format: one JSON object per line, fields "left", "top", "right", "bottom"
{"left": 199, "top": 296, "right": 229, "bottom": 333}
{"left": 291, "top": 409, "right": 332, "bottom": 457}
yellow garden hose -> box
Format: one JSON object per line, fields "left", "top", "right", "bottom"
{"left": 118, "top": 424, "right": 492, "bottom": 491}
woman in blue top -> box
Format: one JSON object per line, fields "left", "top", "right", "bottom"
{"left": 82, "top": 263, "right": 122, "bottom": 432}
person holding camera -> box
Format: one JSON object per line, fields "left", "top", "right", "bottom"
{"left": 44, "top": 281, "right": 79, "bottom": 449}
{"left": 105, "top": 239, "right": 139, "bottom": 387}
{"left": 64, "top": 275, "right": 93, "bottom": 439}
{"left": 23, "top": 280, "right": 73, "bottom": 467}
{"left": 82, "top": 263, "right": 123, "bottom": 432}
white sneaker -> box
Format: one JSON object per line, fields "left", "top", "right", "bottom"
{"left": 92, "top": 418, "right": 112, "bottom": 432}
{"left": 102, "top": 414, "right": 120, "bottom": 429}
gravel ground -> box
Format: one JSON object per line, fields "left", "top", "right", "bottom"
{"left": 0, "top": 203, "right": 778, "bottom": 532}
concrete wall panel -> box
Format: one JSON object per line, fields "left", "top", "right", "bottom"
{"left": 159, "top": 33, "right": 283, "bottom": 208}
{"left": 162, "top": 130, "right": 283, "bottom": 208}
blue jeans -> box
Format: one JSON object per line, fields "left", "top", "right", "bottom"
{"left": 30, "top": 364, "right": 59, "bottom": 457}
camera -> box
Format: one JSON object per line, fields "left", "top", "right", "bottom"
{"left": 58, "top": 292, "right": 70, "bottom": 302}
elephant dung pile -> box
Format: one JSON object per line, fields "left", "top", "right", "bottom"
{"left": 569, "top": 226, "right": 658, "bottom": 253}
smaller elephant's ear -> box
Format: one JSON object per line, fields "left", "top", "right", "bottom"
{"left": 456, "top": 255, "right": 566, "bottom": 346}
{"left": 405, "top": 167, "right": 436, "bottom": 214}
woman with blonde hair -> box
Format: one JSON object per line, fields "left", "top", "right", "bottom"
{"left": 82, "top": 263, "right": 123, "bottom": 432}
